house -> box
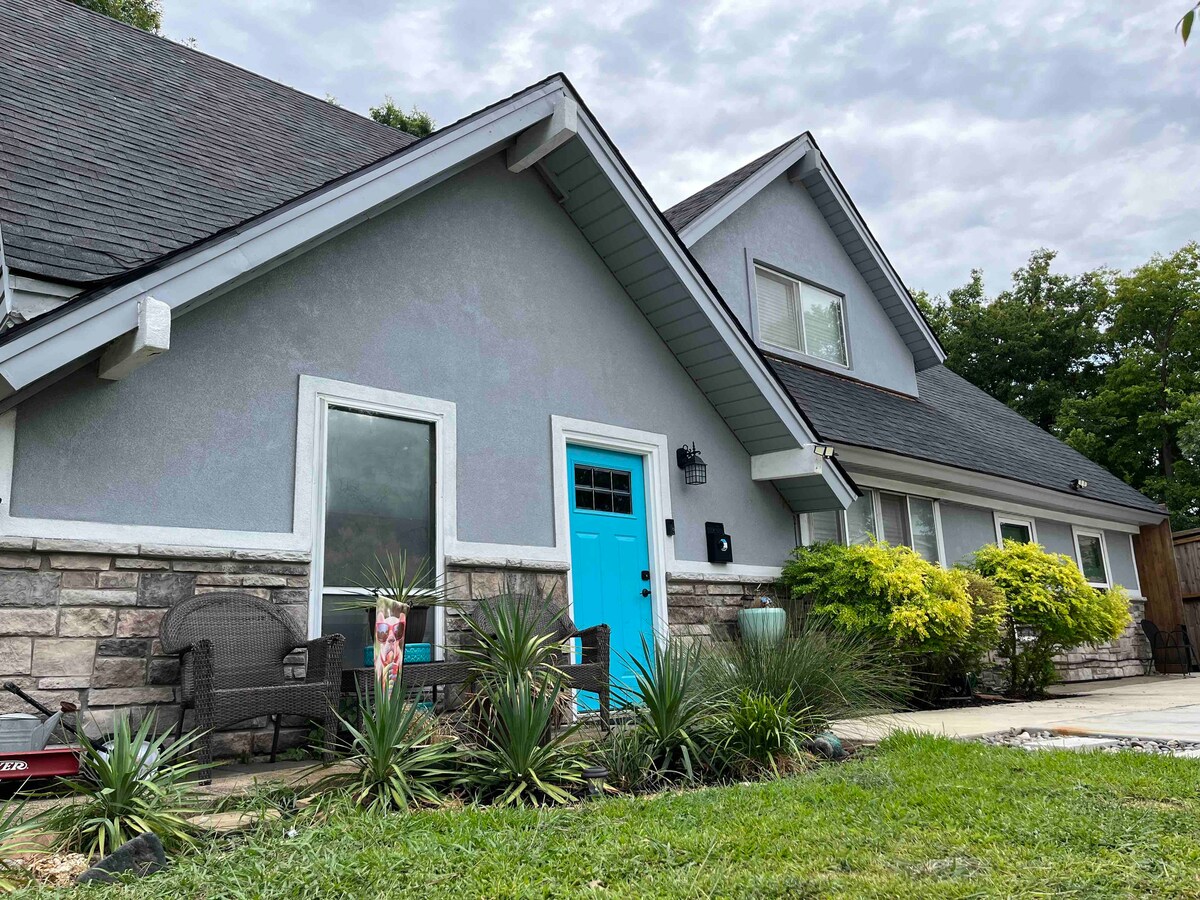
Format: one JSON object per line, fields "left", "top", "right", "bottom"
{"left": 0, "top": 0, "right": 1172, "bottom": 744}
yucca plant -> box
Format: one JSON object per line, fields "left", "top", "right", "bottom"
{"left": 462, "top": 673, "right": 588, "bottom": 806}
{"left": 0, "top": 799, "right": 37, "bottom": 893}
{"left": 709, "top": 689, "right": 808, "bottom": 778}
{"left": 312, "top": 677, "right": 461, "bottom": 811}
{"left": 39, "top": 712, "right": 204, "bottom": 857}
{"left": 454, "top": 592, "right": 565, "bottom": 684}
{"left": 619, "top": 636, "right": 714, "bottom": 782}
{"left": 594, "top": 724, "right": 662, "bottom": 794}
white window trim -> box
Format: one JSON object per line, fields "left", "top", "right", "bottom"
{"left": 1071, "top": 526, "right": 1112, "bottom": 589}
{"left": 303, "top": 376, "right": 455, "bottom": 657}
{"left": 551, "top": 416, "right": 671, "bottom": 645}
{"left": 994, "top": 513, "right": 1038, "bottom": 545}
{"left": 752, "top": 263, "right": 850, "bottom": 370}
{"left": 1128, "top": 532, "right": 1142, "bottom": 594}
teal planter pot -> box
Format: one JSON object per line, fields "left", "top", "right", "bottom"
{"left": 738, "top": 607, "right": 787, "bottom": 643}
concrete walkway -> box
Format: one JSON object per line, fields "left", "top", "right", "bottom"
{"left": 833, "top": 675, "right": 1200, "bottom": 743}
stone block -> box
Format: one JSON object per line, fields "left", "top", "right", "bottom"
{"left": 97, "top": 638, "right": 149, "bottom": 658}
{"left": 0, "top": 538, "right": 33, "bottom": 551}
{"left": 706, "top": 583, "right": 744, "bottom": 595}
{"left": 252, "top": 727, "right": 309, "bottom": 755}
{"left": 0, "top": 553, "right": 40, "bottom": 570}
{"left": 86, "top": 686, "right": 175, "bottom": 706}
{"left": 0, "top": 687, "right": 79, "bottom": 715}
{"left": 60, "top": 589, "right": 137, "bottom": 607}
{"left": 115, "top": 608, "right": 166, "bottom": 638}
{"left": 137, "top": 573, "right": 195, "bottom": 607}
{"left": 98, "top": 571, "right": 138, "bottom": 589}
{"left": 210, "top": 730, "right": 255, "bottom": 758}
{"left": 32, "top": 639, "right": 95, "bottom": 676}
{"left": 0, "top": 571, "right": 60, "bottom": 607}
{"left": 196, "top": 586, "right": 269, "bottom": 600}
{"left": 0, "top": 609, "right": 57, "bottom": 636}
{"left": 269, "top": 588, "right": 308, "bottom": 605}
{"left": 48, "top": 554, "right": 111, "bottom": 571}
{"left": 36, "top": 539, "right": 140, "bottom": 555}
{"left": 284, "top": 576, "right": 310, "bottom": 588}
{"left": 114, "top": 558, "right": 170, "bottom": 570}
{"left": 0, "top": 637, "right": 33, "bottom": 674}
{"left": 39, "top": 675, "right": 93, "bottom": 689}
{"left": 230, "top": 549, "right": 311, "bottom": 563}
{"left": 278, "top": 605, "right": 307, "bottom": 633}
{"left": 62, "top": 571, "right": 99, "bottom": 589}
{"left": 667, "top": 582, "right": 695, "bottom": 595}
{"left": 240, "top": 575, "right": 287, "bottom": 587}
{"left": 58, "top": 607, "right": 117, "bottom": 638}
{"left": 92, "top": 656, "right": 147, "bottom": 688}
{"left": 194, "top": 574, "right": 244, "bottom": 587}
{"left": 147, "top": 658, "right": 180, "bottom": 685}
{"left": 139, "top": 544, "right": 231, "bottom": 560}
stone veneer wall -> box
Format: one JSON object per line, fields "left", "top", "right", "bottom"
{"left": 0, "top": 538, "right": 312, "bottom": 756}
{"left": 1054, "top": 595, "right": 1149, "bottom": 682}
{"left": 666, "top": 573, "right": 781, "bottom": 642}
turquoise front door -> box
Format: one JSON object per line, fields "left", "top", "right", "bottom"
{"left": 567, "top": 444, "right": 653, "bottom": 706}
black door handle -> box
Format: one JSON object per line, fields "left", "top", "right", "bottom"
{"left": 641, "top": 588, "right": 651, "bottom": 597}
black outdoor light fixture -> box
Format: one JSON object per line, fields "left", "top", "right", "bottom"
{"left": 676, "top": 442, "right": 707, "bottom": 485}
{"left": 582, "top": 765, "right": 609, "bottom": 798}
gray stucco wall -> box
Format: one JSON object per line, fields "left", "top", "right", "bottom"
{"left": 10, "top": 153, "right": 797, "bottom": 567}
{"left": 690, "top": 174, "right": 918, "bottom": 395}
{"left": 937, "top": 501, "right": 1141, "bottom": 593}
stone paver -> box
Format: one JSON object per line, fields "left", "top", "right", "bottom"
{"left": 834, "top": 675, "right": 1200, "bottom": 743}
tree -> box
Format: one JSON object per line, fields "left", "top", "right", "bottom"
{"left": 70, "top": 0, "right": 161, "bottom": 32}
{"left": 369, "top": 97, "right": 435, "bottom": 138}
{"left": 917, "top": 249, "right": 1109, "bottom": 432}
{"left": 1059, "top": 243, "right": 1200, "bottom": 529}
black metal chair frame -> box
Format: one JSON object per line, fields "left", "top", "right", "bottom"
{"left": 1141, "top": 618, "right": 1197, "bottom": 675}
{"left": 160, "top": 591, "right": 344, "bottom": 783}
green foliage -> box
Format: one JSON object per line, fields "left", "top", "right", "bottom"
{"left": 455, "top": 593, "right": 565, "bottom": 685}
{"left": 0, "top": 799, "right": 37, "bottom": 892}
{"left": 973, "top": 541, "right": 1130, "bottom": 697}
{"left": 708, "top": 689, "right": 808, "bottom": 778}
{"left": 1180, "top": 3, "right": 1198, "bottom": 43}
{"left": 369, "top": 97, "right": 435, "bottom": 138}
{"left": 69, "top": 0, "right": 161, "bottom": 32}
{"left": 462, "top": 673, "right": 587, "bottom": 806}
{"left": 619, "top": 636, "right": 713, "bottom": 782}
{"left": 782, "top": 541, "right": 973, "bottom": 656}
{"left": 40, "top": 713, "right": 203, "bottom": 857}
{"left": 314, "top": 679, "right": 461, "bottom": 811}
{"left": 700, "top": 623, "right": 911, "bottom": 731}
{"left": 593, "top": 724, "right": 661, "bottom": 794}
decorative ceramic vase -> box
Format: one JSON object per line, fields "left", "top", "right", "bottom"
{"left": 738, "top": 606, "right": 787, "bottom": 643}
{"left": 374, "top": 595, "right": 409, "bottom": 692}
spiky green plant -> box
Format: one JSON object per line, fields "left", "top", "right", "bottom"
{"left": 312, "top": 677, "right": 461, "bottom": 811}
{"left": 594, "top": 724, "right": 662, "bottom": 794}
{"left": 0, "top": 799, "right": 37, "bottom": 892}
{"left": 462, "top": 673, "right": 587, "bottom": 806}
{"left": 620, "top": 637, "right": 714, "bottom": 782}
{"left": 709, "top": 689, "right": 808, "bottom": 778}
{"left": 39, "top": 713, "right": 204, "bottom": 857}
{"left": 455, "top": 592, "right": 566, "bottom": 684}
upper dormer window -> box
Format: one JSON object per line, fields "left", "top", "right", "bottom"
{"left": 754, "top": 266, "right": 848, "bottom": 366}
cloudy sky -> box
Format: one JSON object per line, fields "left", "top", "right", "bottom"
{"left": 164, "top": 0, "right": 1198, "bottom": 296}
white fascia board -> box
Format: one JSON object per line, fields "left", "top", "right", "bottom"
{"left": 837, "top": 444, "right": 1164, "bottom": 531}
{"left": 0, "top": 81, "right": 568, "bottom": 397}
{"left": 572, "top": 115, "right": 857, "bottom": 508}
{"left": 675, "top": 136, "right": 812, "bottom": 246}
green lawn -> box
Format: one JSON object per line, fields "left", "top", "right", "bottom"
{"left": 20, "top": 733, "right": 1200, "bottom": 899}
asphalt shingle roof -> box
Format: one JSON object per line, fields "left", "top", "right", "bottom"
{"left": 770, "top": 358, "right": 1164, "bottom": 515}
{"left": 663, "top": 139, "right": 795, "bottom": 233}
{"left": 0, "top": 0, "right": 415, "bottom": 285}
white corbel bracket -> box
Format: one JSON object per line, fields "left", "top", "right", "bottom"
{"left": 507, "top": 96, "right": 579, "bottom": 173}
{"left": 98, "top": 296, "right": 170, "bottom": 381}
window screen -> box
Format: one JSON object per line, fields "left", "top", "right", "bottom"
{"left": 801, "top": 284, "right": 848, "bottom": 366}
{"left": 755, "top": 269, "right": 801, "bottom": 351}
{"left": 908, "top": 497, "right": 940, "bottom": 562}
{"left": 1076, "top": 533, "right": 1108, "bottom": 585}
{"left": 844, "top": 494, "right": 877, "bottom": 545}
{"left": 878, "top": 493, "right": 910, "bottom": 546}
{"left": 807, "top": 510, "right": 842, "bottom": 544}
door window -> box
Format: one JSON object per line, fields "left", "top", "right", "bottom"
{"left": 573, "top": 464, "right": 633, "bottom": 514}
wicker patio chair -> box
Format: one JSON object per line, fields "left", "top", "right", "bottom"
{"left": 1141, "top": 619, "right": 1197, "bottom": 675}
{"left": 160, "top": 591, "right": 345, "bottom": 783}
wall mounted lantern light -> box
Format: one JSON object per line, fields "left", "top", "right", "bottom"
{"left": 676, "top": 442, "right": 707, "bottom": 485}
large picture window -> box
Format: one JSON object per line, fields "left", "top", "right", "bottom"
{"left": 754, "top": 266, "right": 848, "bottom": 366}
{"left": 319, "top": 406, "right": 436, "bottom": 666}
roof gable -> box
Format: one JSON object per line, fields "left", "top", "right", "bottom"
{"left": 0, "top": 0, "right": 413, "bottom": 285}
{"left": 0, "top": 71, "right": 857, "bottom": 513}
{"left": 665, "top": 137, "right": 945, "bottom": 371}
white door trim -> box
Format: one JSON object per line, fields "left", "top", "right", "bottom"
{"left": 552, "top": 416, "right": 671, "bottom": 645}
